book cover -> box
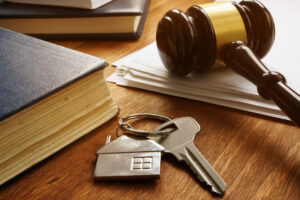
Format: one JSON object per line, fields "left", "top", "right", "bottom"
{"left": 0, "top": 0, "right": 151, "bottom": 39}
{"left": 0, "top": 27, "right": 105, "bottom": 120}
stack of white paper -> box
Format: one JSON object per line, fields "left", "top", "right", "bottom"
{"left": 108, "top": 0, "right": 300, "bottom": 121}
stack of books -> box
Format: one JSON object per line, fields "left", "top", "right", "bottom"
{"left": 0, "top": 0, "right": 151, "bottom": 39}
{"left": 0, "top": 0, "right": 152, "bottom": 186}
{"left": 108, "top": 0, "right": 300, "bottom": 121}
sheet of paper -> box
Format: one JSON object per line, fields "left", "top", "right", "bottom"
{"left": 109, "top": 71, "right": 288, "bottom": 120}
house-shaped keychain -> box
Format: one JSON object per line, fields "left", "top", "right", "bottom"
{"left": 94, "top": 135, "right": 165, "bottom": 180}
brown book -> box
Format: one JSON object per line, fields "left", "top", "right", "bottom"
{"left": 0, "top": 28, "right": 119, "bottom": 185}
{"left": 0, "top": 0, "right": 151, "bottom": 39}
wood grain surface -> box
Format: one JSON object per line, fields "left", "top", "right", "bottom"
{"left": 0, "top": 0, "right": 299, "bottom": 199}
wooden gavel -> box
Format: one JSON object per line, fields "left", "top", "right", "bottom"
{"left": 156, "top": 0, "right": 300, "bottom": 127}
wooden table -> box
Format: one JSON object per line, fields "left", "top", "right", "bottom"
{"left": 1, "top": 0, "right": 299, "bottom": 199}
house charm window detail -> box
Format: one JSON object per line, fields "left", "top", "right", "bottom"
{"left": 132, "top": 157, "right": 153, "bottom": 170}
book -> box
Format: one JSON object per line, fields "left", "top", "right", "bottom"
{"left": 107, "top": 0, "right": 300, "bottom": 121}
{"left": 0, "top": 0, "right": 151, "bottom": 39}
{"left": 5, "top": 0, "right": 113, "bottom": 10}
{"left": 0, "top": 27, "right": 119, "bottom": 185}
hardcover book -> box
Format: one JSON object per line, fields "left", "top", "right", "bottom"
{"left": 5, "top": 0, "right": 113, "bottom": 10}
{"left": 0, "top": 28, "right": 119, "bottom": 185}
{"left": 0, "top": 0, "right": 151, "bottom": 39}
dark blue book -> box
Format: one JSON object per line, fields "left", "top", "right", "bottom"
{"left": 0, "top": 28, "right": 119, "bottom": 185}
{"left": 0, "top": 0, "right": 151, "bottom": 39}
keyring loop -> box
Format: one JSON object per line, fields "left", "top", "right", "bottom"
{"left": 116, "top": 113, "right": 174, "bottom": 137}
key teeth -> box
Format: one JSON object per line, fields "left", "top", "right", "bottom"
{"left": 181, "top": 148, "right": 226, "bottom": 195}
{"left": 212, "top": 187, "right": 221, "bottom": 194}
{"left": 196, "top": 174, "right": 222, "bottom": 195}
{"left": 189, "top": 164, "right": 224, "bottom": 195}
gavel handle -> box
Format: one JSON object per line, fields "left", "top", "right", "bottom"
{"left": 222, "top": 41, "right": 300, "bottom": 127}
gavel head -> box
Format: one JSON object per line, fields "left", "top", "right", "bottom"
{"left": 156, "top": 0, "right": 275, "bottom": 76}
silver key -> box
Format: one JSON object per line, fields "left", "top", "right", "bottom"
{"left": 155, "top": 117, "right": 226, "bottom": 195}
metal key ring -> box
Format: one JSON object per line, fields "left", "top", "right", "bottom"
{"left": 116, "top": 113, "right": 174, "bottom": 137}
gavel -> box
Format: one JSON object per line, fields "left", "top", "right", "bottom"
{"left": 156, "top": 0, "right": 300, "bottom": 127}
